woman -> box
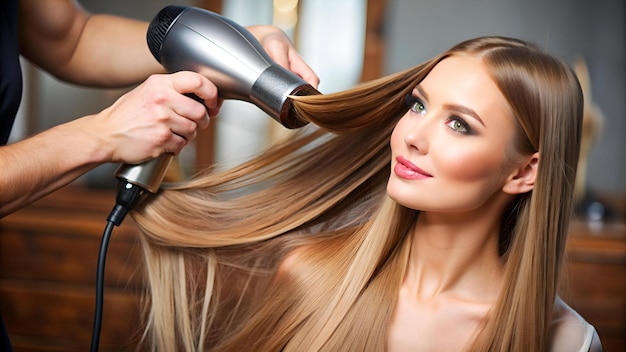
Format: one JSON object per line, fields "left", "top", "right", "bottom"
{"left": 132, "top": 36, "right": 602, "bottom": 351}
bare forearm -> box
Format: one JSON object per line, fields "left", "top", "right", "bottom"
{"left": 0, "top": 116, "right": 107, "bottom": 217}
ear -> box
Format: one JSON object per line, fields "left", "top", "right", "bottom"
{"left": 503, "top": 152, "right": 539, "bottom": 195}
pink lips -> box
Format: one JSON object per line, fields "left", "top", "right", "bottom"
{"left": 394, "top": 156, "right": 433, "bottom": 179}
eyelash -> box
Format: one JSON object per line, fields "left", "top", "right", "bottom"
{"left": 446, "top": 117, "right": 473, "bottom": 135}
{"left": 405, "top": 94, "right": 426, "bottom": 114}
{"left": 404, "top": 93, "right": 473, "bottom": 135}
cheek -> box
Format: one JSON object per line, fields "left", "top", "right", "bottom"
{"left": 434, "top": 144, "right": 507, "bottom": 183}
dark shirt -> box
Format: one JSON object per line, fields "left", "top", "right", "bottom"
{"left": 1, "top": 0, "right": 20, "bottom": 349}
{"left": 1, "top": 0, "right": 23, "bottom": 145}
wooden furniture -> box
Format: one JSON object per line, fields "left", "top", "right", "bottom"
{"left": 566, "top": 219, "right": 626, "bottom": 351}
{"left": 0, "top": 187, "right": 143, "bottom": 351}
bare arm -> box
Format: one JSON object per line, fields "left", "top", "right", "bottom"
{"left": 19, "top": 0, "right": 162, "bottom": 87}
{"left": 0, "top": 115, "right": 109, "bottom": 215}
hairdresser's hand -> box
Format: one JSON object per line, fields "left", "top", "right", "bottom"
{"left": 93, "top": 71, "right": 219, "bottom": 164}
{"left": 247, "top": 25, "right": 320, "bottom": 88}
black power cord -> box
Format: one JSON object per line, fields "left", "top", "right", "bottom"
{"left": 90, "top": 181, "right": 146, "bottom": 352}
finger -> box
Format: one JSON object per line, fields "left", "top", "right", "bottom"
{"left": 262, "top": 34, "right": 291, "bottom": 69}
{"left": 288, "top": 50, "right": 320, "bottom": 88}
{"left": 183, "top": 93, "right": 211, "bottom": 128}
{"left": 167, "top": 92, "right": 209, "bottom": 128}
{"left": 168, "top": 72, "right": 217, "bottom": 128}
{"left": 168, "top": 114, "right": 200, "bottom": 141}
{"left": 263, "top": 35, "right": 320, "bottom": 88}
{"left": 164, "top": 132, "right": 189, "bottom": 155}
{"left": 148, "top": 123, "right": 188, "bottom": 156}
{"left": 207, "top": 99, "right": 224, "bottom": 118}
{"left": 171, "top": 71, "right": 219, "bottom": 110}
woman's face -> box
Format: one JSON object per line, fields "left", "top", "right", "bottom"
{"left": 388, "top": 55, "right": 520, "bottom": 213}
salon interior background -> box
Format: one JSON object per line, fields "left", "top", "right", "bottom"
{"left": 11, "top": 0, "right": 625, "bottom": 194}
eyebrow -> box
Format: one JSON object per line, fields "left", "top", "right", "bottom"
{"left": 416, "top": 85, "right": 486, "bottom": 127}
{"left": 444, "top": 104, "right": 486, "bottom": 127}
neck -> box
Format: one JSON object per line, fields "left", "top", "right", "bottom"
{"left": 404, "top": 207, "right": 506, "bottom": 303}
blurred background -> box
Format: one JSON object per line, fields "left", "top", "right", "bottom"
{"left": 1, "top": 0, "right": 624, "bottom": 350}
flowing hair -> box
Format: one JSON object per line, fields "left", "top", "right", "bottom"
{"left": 131, "top": 36, "right": 583, "bottom": 351}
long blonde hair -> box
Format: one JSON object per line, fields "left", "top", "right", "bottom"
{"left": 131, "top": 36, "right": 583, "bottom": 351}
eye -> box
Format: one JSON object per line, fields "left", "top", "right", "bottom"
{"left": 405, "top": 94, "right": 427, "bottom": 115}
{"left": 446, "top": 116, "right": 472, "bottom": 134}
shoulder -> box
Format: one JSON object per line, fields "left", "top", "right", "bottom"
{"left": 19, "top": 0, "right": 89, "bottom": 65}
{"left": 549, "top": 297, "right": 602, "bottom": 352}
{"left": 19, "top": 0, "right": 89, "bottom": 37}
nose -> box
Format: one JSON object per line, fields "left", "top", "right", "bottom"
{"left": 403, "top": 114, "right": 430, "bottom": 154}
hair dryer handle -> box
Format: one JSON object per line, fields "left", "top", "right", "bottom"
{"left": 114, "top": 154, "right": 173, "bottom": 193}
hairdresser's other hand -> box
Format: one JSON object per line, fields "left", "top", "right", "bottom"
{"left": 247, "top": 25, "right": 320, "bottom": 88}
{"left": 92, "top": 71, "right": 218, "bottom": 164}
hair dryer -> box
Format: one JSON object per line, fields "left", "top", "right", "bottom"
{"left": 114, "top": 5, "right": 319, "bottom": 194}
{"left": 93, "top": 9, "right": 319, "bottom": 350}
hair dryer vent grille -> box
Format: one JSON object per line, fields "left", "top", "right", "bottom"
{"left": 146, "top": 5, "right": 187, "bottom": 62}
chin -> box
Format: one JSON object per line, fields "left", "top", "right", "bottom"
{"left": 386, "top": 188, "right": 477, "bottom": 214}
{"left": 386, "top": 179, "right": 426, "bottom": 208}
{"left": 386, "top": 187, "right": 421, "bottom": 211}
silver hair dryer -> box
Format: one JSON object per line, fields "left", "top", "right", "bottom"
{"left": 114, "top": 5, "right": 319, "bottom": 193}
